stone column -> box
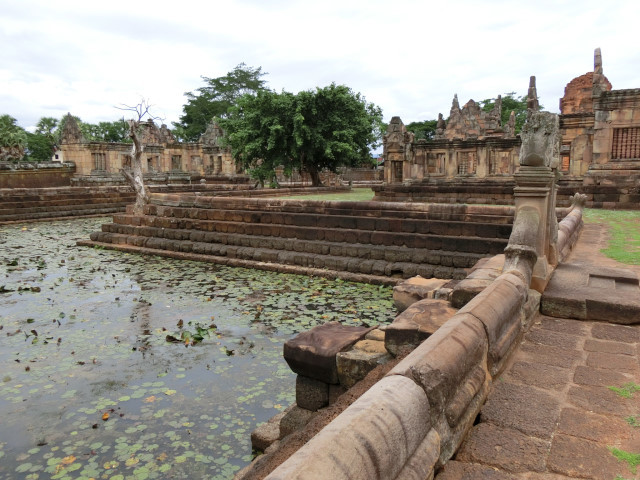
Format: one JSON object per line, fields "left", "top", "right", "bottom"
{"left": 512, "top": 165, "right": 557, "bottom": 292}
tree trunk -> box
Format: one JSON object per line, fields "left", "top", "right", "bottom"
{"left": 307, "top": 163, "right": 322, "bottom": 187}
{"left": 122, "top": 120, "right": 149, "bottom": 216}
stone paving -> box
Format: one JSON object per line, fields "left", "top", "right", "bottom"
{"left": 437, "top": 224, "right": 640, "bottom": 480}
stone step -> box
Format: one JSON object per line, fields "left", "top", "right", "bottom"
{"left": 89, "top": 230, "right": 472, "bottom": 279}
{"left": 0, "top": 198, "right": 132, "bottom": 216}
{"left": 99, "top": 222, "right": 487, "bottom": 269}
{"left": 141, "top": 207, "right": 512, "bottom": 238}
{"left": 0, "top": 206, "right": 127, "bottom": 223}
{"left": 148, "top": 195, "right": 515, "bottom": 225}
{"left": 104, "top": 216, "right": 507, "bottom": 255}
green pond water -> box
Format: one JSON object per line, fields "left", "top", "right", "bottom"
{"left": 0, "top": 218, "right": 396, "bottom": 479}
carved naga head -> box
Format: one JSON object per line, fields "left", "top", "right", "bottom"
{"left": 518, "top": 111, "right": 560, "bottom": 169}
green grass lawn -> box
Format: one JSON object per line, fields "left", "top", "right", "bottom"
{"left": 278, "top": 188, "right": 375, "bottom": 202}
{"left": 583, "top": 209, "right": 640, "bottom": 265}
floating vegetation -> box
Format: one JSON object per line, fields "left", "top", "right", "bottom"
{"left": 0, "top": 218, "right": 395, "bottom": 479}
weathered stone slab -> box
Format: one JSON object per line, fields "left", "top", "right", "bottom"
{"left": 547, "top": 434, "right": 630, "bottom": 479}
{"left": 541, "top": 263, "right": 640, "bottom": 324}
{"left": 393, "top": 276, "right": 450, "bottom": 312}
{"left": 336, "top": 340, "right": 392, "bottom": 388}
{"left": 251, "top": 408, "right": 290, "bottom": 452}
{"left": 479, "top": 382, "right": 561, "bottom": 440}
{"left": 435, "top": 460, "right": 518, "bottom": 479}
{"left": 279, "top": 405, "right": 316, "bottom": 438}
{"left": 451, "top": 254, "right": 505, "bottom": 308}
{"left": 456, "top": 423, "right": 549, "bottom": 473}
{"left": 385, "top": 299, "right": 458, "bottom": 357}
{"left": 283, "top": 322, "right": 374, "bottom": 384}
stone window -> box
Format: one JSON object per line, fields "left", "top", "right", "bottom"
{"left": 612, "top": 127, "right": 640, "bottom": 160}
{"left": 171, "top": 155, "right": 182, "bottom": 171}
{"left": 92, "top": 152, "right": 106, "bottom": 170}
{"left": 457, "top": 152, "right": 476, "bottom": 175}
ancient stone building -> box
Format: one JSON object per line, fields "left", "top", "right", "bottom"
{"left": 59, "top": 114, "right": 238, "bottom": 185}
{"left": 382, "top": 92, "right": 520, "bottom": 185}
{"left": 379, "top": 49, "right": 640, "bottom": 208}
{"left": 560, "top": 48, "right": 640, "bottom": 188}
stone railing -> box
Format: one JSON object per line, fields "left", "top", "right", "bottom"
{"left": 255, "top": 177, "right": 587, "bottom": 478}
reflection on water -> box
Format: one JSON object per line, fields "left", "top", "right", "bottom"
{"left": 0, "top": 218, "right": 395, "bottom": 479}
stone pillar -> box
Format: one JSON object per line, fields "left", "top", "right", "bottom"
{"left": 514, "top": 76, "right": 561, "bottom": 292}
{"left": 512, "top": 165, "right": 557, "bottom": 292}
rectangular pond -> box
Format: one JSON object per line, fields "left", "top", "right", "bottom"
{"left": 0, "top": 218, "right": 395, "bottom": 479}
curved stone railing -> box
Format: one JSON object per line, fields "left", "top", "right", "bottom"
{"left": 260, "top": 189, "right": 587, "bottom": 479}
{"left": 556, "top": 193, "right": 588, "bottom": 262}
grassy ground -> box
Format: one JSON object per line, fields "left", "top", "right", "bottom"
{"left": 278, "top": 188, "right": 375, "bottom": 202}
{"left": 583, "top": 209, "right": 640, "bottom": 265}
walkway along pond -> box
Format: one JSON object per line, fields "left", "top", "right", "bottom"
{"left": 0, "top": 217, "right": 396, "bottom": 479}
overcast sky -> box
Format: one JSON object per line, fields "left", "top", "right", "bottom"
{"left": 2, "top": 0, "right": 639, "bottom": 132}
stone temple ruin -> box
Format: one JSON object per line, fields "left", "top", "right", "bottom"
{"left": 58, "top": 115, "right": 240, "bottom": 186}
{"left": 376, "top": 48, "right": 640, "bottom": 209}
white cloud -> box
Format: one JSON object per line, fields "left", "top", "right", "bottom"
{"left": 1, "top": 0, "right": 639, "bottom": 129}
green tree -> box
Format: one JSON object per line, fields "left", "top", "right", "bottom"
{"left": 24, "top": 117, "right": 59, "bottom": 162}
{"left": 175, "top": 63, "right": 268, "bottom": 142}
{"left": 0, "top": 114, "right": 28, "bottom": 162}
{"left": 96, "top": 119, "right": 130, "bottom": 143}
{"left": 220, "top": 84, "right": 383, "bottom": 187}
{"left": 480, "top": 92, "right": 542, "bottom": 134}
{"left": 220, "top": 89, "right": 296, "bottom": 187}
{"left": 405, "top": 119, "right": 438, "bottom": 141}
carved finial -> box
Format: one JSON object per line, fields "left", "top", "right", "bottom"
{"left": 527, "top": 76, "right": 539, "bottom": 111}
{"left": 592, "top": 47, "right": 608, "bottom": 98}
{"left": 436, "top": 113, "right": 445, "bottom": 130}
{"left": 505, "top": 110, "right": 516, "bottom": 137}
{"left": 594, "top": 48, "right": 603, "bottom": 75}
{"left": 452, "top": 94, "right": 460, "bottom": 111}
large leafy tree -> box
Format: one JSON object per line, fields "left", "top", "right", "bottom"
{"left": 175, "top": 63, "right": 268, "bottom": 142}
{"left": 220, "top": 89, "right": 296, "bottom": 186}
{"left": 0, "top": 114, "right": 28, "bottom": 161}
{"left": 405, "top": 119, "right": 438, "bottom": 141}
{"left": 220, "top": 84, "right": 383, "bottom": 187}
{"left": 25, "top": 117, "right": 59, "bottom": 161}
{"left": 480, "top": 92, "right": 542, "bottom": 134}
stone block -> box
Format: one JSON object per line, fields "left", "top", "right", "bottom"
{"left": 279, "top": 404, "right": 316, "bottom": 438}
{"left": 365, "top": 328, "right": 385, "bottom": 342}
{"left": 336, "top": 341, "right": 392, "bottom": 388}
{"left": 295, "top": 375, "right": 329, "bottom": 411}
{"left": 266, "top": 376, "right": 431, "bottom": 480}
{"left": 251, "top": 409, "right": 289, "bottom": 452}
{"left": 283, "top": 322, "right": 374, "bottom": 384}
{"left": 385, "top": 299, "right": 458, "bottom": 357}
{"left": 393, "top": 276, "right": 450, "bottom": 312}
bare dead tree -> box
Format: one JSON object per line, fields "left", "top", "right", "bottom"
{"left": 116, "top": 100, "right": 161, "bottom": 215}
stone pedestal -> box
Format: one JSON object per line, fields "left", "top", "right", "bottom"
{"left": 513, "top": 165, "right": 557, "bottom": 292}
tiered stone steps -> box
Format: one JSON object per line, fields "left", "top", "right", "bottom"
{"left": 0, "top": 187, "right": 135, "bottom": 223}
{"left": 81, "top": 194, "right": 514, "bottom": 283}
